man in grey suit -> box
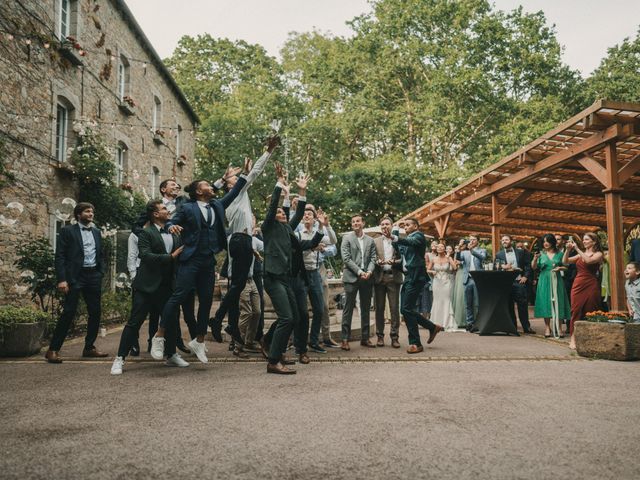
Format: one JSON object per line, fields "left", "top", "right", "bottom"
{"left": 457, "top": 235, "right": 487, "bottom": 331}
{"left": 341, "top": 214, "right": 377, "bottom": 350}
{"left": 373, "top": 216, "right": 403, "bottom": 348}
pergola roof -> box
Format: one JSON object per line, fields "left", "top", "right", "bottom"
{"left": 405, "top": 100, "right": 640, "bottom": 240}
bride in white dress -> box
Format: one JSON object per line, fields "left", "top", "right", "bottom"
{"left": 427, "top": 243, "right": 460, "bottom": 331}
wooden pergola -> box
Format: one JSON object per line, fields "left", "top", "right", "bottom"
{"left": 403, "top": 100, "right": 640, "bottom": 311}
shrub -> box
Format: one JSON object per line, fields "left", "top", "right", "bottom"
{"left": 0, "top": 306, "right": 50, "bottom": 343}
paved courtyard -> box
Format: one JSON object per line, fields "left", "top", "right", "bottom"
{"left": 1, "top": 318, "right": 639, "bottom": 480}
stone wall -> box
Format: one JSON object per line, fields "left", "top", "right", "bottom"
{"left": 0, "top": 0, "right": 197, "bottom": 303}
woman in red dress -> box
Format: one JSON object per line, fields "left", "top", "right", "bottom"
{"left": 563, "top": 232, "right": 604, "bottom": 350}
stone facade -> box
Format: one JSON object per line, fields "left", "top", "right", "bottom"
{"left": 0, "top": 0, "right": 198, "bottom": 302}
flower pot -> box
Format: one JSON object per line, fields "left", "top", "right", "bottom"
{"left": 59, "top": 43, "right": 84, "bottom": 66}
{"left": 0, "top": 322, "right": 45, "bottom": 357}
{"left": 153, "top": 133, "right": 165, "bottom": 146}
{"left": 118, "top": 101, "right": 136, "bottom": 116}
{"left": 575, "top": 320, "right": 640, "bottom": 361}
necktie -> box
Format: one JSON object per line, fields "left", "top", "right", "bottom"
{"left": 205, "top": 205, "right": 212, "bottom": 226}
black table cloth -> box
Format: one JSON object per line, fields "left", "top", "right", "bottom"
{"left": 470, "top": 270, "right": 519, "bottom": 335}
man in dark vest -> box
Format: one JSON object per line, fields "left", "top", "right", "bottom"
{"left": 150, "top": 160, "right": 251, "bottom": 365}
{"left": 45, "top": 202, "right": 107, "bottom": 363}
{"left": 111, "top": 200, "right": 184, "bottom": 375}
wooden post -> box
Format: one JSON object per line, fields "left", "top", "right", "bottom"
{"left": 491, "top": 194, "right": 501, "bottom": 258}
{"left": 604, "top": 142, "right": 625, "bottom": 311}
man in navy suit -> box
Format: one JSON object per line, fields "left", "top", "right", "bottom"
{"left": 151, "top": 159, "right": 251, "bottom": 364}
{"left": 45, "top": 202, "right": 108, "bottom": 363}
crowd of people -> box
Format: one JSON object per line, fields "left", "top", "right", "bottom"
{"left": 43, "top": 136, "right": 640, "bottom": 374}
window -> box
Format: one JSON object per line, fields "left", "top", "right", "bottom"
{"left": 115, "top": 142, "right": 127, "bottom": 184}
{"left": 50, "top": 216, "right": 71, "bottom": 252}
{"left": 55, "top": 104, "right": 68, "bottom": 163}
{"left": 117, "top": 55, "right": 130, "bottom": 101}
{"left": 151, "top": 166, "right": 160, "bottom": 196}
{"left": 152, "top": 96, "right": 162, "bottom": 132}
{"left": 59, "top": 0, "right": 70, "bottom": 38}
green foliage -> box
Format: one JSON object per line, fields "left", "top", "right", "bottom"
{"left": 71, "top": 125, "right": 146, "bottom": 229}
{"left": 0, "top": 306, "right": 50, "bottom": 343}
{"left": 14, "top": 237, "right": 61, "bottom": 314}
{"left": 587, "top": 27, "right": 640, "bottom": 103}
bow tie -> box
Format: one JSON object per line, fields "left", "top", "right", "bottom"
{"left": 160, "top": 226, "right": 169, "bottom": 234}
{"left": 81, "top": 227, "right": 92, "bottom": 232}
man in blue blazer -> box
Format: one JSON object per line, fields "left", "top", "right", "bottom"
{"left": 457, "top": 235, "right": 487, "bottom": 331}
{"left": 151, "top": 159, "right": 251, "bottom": 364}
{"left": 45, "top": 202, "right": 107, "bottom": 363}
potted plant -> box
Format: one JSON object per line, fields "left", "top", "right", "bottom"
{"left": 0, "top": 306, "right": 49, "bottom": 356}
{"left": 153, "top": 129, "right": 166, "bottom": 145}
{"left": 59, "top": 35, "right": 86, "bottom": 66}
{"left": 575, "top": 311, "right": 640, "bottom": 361}
{"left": 118, "top": 95, "right": 136, "bottom": 116}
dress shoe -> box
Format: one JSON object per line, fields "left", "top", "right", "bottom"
{"left": 323, "top": 338, "right": 341, "bottom": 348}
{"left": 391, "top": 339, "right": 401, "bottom": 348}
{"left": 243, "top": 343, "right": 263, "bottom": 354}
{"left": 427, "top": 325, "right": 443, "bottom": 344}
{"left": 524, "top": 328, "right": 536, "bottom": 335}
{"left": 176, "top": 341, "right": 191, "bottom": 354}
{"left": 44, "top": 350, "right": 62, "bottom": 364}
{"left": 233, "top": 346, "right": 249, "bottom": 359}
{"left": 267, "top": 362, "right": 296, "bottom": 375}
{"left": 360, "top": 340, "right": 376, "bottom": 348}
{"left": 224, "top": 325, "right": 244, "bottom": 345}
{"left": 298, "top": 353, "right": 310, "bottom": 364}
{"left": 82, "top": 346, "right": 108, "bottom": 358}
{"left": 281, "top": 355, "right": 295, "bottom": 366}
{"left": 308, "top": 343, "right": 327, "bottom": 354}
{"left": 376, "top": 337, "right": 385, "bottom": 347}
{"left": 407, "top": 344, "right": 424, "bottom": 354}
{"left": 340, "top": 341, "right": 350, "bottom": 351}
{"left": 209, "top": 317, "right": 223, "bottom": 343}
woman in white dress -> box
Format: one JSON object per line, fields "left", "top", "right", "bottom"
{"left": 427, "top": 243, "right": 459, "bottom": 331}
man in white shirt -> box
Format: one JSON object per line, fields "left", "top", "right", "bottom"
{"left": 210, "top": 136, "right": 280, "bottom": 345}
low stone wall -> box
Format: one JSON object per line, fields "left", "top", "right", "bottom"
{"left": 575, "top": 321, "right": 640, "bottom": 361}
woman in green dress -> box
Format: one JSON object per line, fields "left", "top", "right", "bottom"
{"left": 533, "top": 234, "right": 571, "bottom": 338}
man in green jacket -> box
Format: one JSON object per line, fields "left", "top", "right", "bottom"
{"left": 390, "top": 218, "right": 442, "bottom": 353}
{"left": 111, "top": 200, "right": 184, "bottom": 375}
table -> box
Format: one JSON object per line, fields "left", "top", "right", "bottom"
{"left": 470, "top": 270, "right": 519, "bottom": 335}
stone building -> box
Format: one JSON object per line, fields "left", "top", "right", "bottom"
{"left": 0, "top": 0, "right": 199, "bottom": 301}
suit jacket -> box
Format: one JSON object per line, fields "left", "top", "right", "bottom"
{"left": 166, "top": 177, "right": 247, "bottom": 262}
{"left": 341, "top": 232, "right": 377, "bottom": 284}
{"left": 495, "top": 248, "right": 532, "bottom": 280}
{"left": 262, "top": 184, "right": 306, "bottom": 277}
{"left": 459, "top": 248, "right": 487, "bottom": 284}
{"left": 133, "top": 224, "right": 182, "bottom": 294}
{"left": 132, "top": 195, "right": 188, "bottom": 235}
{"left": 55, "top": 223, "right": 104, "bottom": 284}
{"left": 373, "top": 236, "right": 403, "bottom": 284}
{"left": 392, "top": 231, "right": 427, "bottom": 283}
{"left": 631, "top": 239, "right": 640, "bottom": 263}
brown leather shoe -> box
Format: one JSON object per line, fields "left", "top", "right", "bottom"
{"left": 427, "top": 325, "right": 443, "bottom": 344}
{"left": 340, "top": 341, "right": 350, "bottom": 351}
{"left": 267, "top": 362, "right": 296, "bottom": 375}
{"left": 360, "top": 340, "right": 376, "bottom": 348}
{"left": 44, "top": 350, "right": 62, "bottom": 364}
{"left": 281, "top": 355, "right": 295, "bottom": 366}
{"left": 407, "top": 344, "right": 424, "bottom": 354}
{"left": 233, "top": 347, "right": 249, "bottom": 359}
{"left": 376, "top": 337, "right": 384, "bottom": 347}
{"left": 82, "top": 347, "right": 108, "bottom": 358}
{"left": 391, "top": 339, "right": 401, "bottom": 348}
{"left": 298, "top": 353, "right": 310, "bottom": 364}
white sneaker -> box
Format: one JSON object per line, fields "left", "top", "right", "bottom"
{"left": 188, "top": 338, "right": 208, "bottom": 363}
{"left": 150, "top": 336, "right": 165, "bottom": 360}
{"left": 111, "top": 356, "right": 124, "bottom": 375}
{"left": 165, "top": 353, "right": 189, "bottom": 368}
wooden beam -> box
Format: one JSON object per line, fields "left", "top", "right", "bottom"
{"left": 604, "top": 142, "right": 625, "bottom": 311}
{"left": 460, "top": 208, "right": 607, "bottom": 228}
{"left": 421, "top": 124, "right": 621, "bottom": 223}
{"left": 499, "top": 190, "right": 535, "bottom": 220}
{"left": 618, "top": 152, "right": 640, "bottom": 186}
{"left": 491, "top": 195, "right": 501, "bottom": 256}
{"left": 577, "top": 155, "right": 609, "bottom": 188}
{"left": 517, "top": 180, "right": 640, "bottom": 199}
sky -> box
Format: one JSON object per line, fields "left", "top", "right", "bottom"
{"left": 126, "top": 0, "right": 640, "bottom": 77}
